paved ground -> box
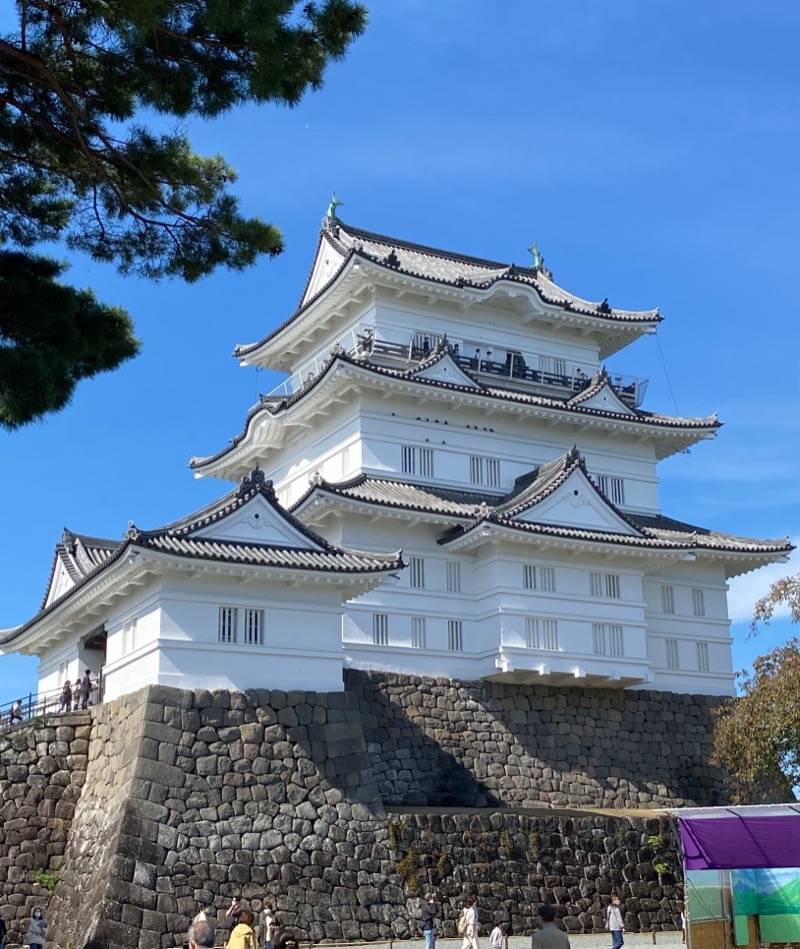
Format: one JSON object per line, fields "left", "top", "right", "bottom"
{"left": 319, "top": 935, "right": 683, "bottom": 949}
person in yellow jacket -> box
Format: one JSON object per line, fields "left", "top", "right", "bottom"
{"left": 228, "top": 911, "right": 257, "bottom": 949}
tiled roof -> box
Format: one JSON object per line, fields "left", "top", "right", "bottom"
{"left": 234, "top": 220, "right": 661, "bottom": 358}
{"left": 3, "top": 470, "right": 402, "bottom": 648}
{"left": 293, "top": 459, "right": 792, "bottom": 558}
{"left": 190, "top": 348, "right": 717, "bottom": 472}
{"left": 40, "top": 530, "right": 123, "bottom": 611}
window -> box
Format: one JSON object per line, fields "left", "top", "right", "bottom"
{"left": 539, "top": 354, "right": 567, "bottom": 378}
{"left": 595, "top": 475, "right": 626, "bottom": 505}
{"left": 402, "top": 446, "right": 434, "bottom": 477}
{"left": 243, "top": 609, "right": 263, "bottom": 646}
{"left": 590, "top": 572, "right": 620, "bottom": 598}
{"left": 696, "top": 641, "right": 710, "bottom": 672}
{"left": 372, "top": 613, "right": 389, "bottom": 646}
{"left": 341, "top": 446, "right": 350, "bottom": 478}
{"left": 526, "top": 618, "right": 559, "bottom": 650}
{"left": 446, "top": 561, "right": 461, "bottom": 593}
{"left": 218, "top": 607, "right": 237, "bottom": 643}
{"left": 592, "top": 623, "right": 624, "bottom": 656}
{"left": 665, "top": 639, "right": 679, "bottom": 670}
{"left": 661, "top": 584, "right": 675, "bottom": 614}
{"left": 411, "top": 616, "right": 426, "bottom": 648}
{"left": 413, "top": 330, "right": 444, "bottom": 353}
{"left": 469, "top": 455, "right": 501, "bottom": 487}
{"left": 692, "top": 588, "right": 706, "bottom": 617}
{"left": 122, "top": 618, "right": 138, "bottom": 654}
{"left": 523, "top": 565, "right": 556, "bottom": 592}
{"left": 409, "top": 557, "right": 426, "bottom": 589}
{"left": 448, "top": 620, "right": 463, "bottom": 651}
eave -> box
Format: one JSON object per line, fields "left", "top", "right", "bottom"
{"left": 236, "top": 253, "right": 661, "bottom": 371}
{"left": 190, "top": 356, "right": 719, "bottom": 480}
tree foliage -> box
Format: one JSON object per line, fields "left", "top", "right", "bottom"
{"left": 713, "top": 638, "right": 799, "bottom": 803}
{"left": 752, "top": 575, "right": 800, "bottom": 632}
{"left": 0, "top": 0, "right": 367, "bottom": 427}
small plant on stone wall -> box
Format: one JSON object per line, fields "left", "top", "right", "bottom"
{"left": 647, "top": 834, "right": 664, "bottom": 850}
{"left": 499, "top": 829, "right": 512, "bottom": 854}
{"left": 528, "top": 831, "right": 539, "bottom": 861}
{"left": 388, "top": 818, "right": 408, "bottom": 852}
{"left": 653, "top": 861, "right": 669, "bottom": 873}
{"left": 34, "top": 868, "right": 59, "bottom": 893}
{"left": 436, "top": 849, "right": 452, "bottom": 880}
{"left": 463, "top": 828, "right": 474, "bottom": 846}
{"left": 614, "top": 826, "right": 626, "bottom": 844}
{"left": 395, "top": 845, "right": 420, "bottom": 895}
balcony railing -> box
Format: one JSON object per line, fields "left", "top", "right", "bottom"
{"left": 263, "top": 329, "right": 648, "bottom": 408}
{"left": 0, "top": 681, "right": 104, "bottom": 732}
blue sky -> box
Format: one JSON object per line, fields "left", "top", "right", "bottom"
{"left": 1, "top": 0, "right": 798, "bottom": 705}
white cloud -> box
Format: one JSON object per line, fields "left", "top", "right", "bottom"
{"left": 727, "top": 538, "right": 800, "bottom": 624}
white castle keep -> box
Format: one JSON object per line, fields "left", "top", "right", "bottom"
{"left": 3, "top": 212, "right": 790, "bottom": 701}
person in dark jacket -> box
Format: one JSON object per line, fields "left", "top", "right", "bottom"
{"left": 419, "top": 894, "right": 438, "bottom": 949}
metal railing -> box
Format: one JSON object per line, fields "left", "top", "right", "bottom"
{"left": 261, "top": 329, "right": 648, "bottom": 408}
{"left": 0, "top": 681, "right": 103, "bottom": 731}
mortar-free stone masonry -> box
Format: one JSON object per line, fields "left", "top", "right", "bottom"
{"left": 0, "top": 672, "right": 724, "bottom": 949}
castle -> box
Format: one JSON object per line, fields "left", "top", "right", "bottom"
{"left": 2, "top": 210, "right": 790, "bottom": 701}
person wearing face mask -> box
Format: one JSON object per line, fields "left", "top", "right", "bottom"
{"left": 27, "top": 907, "right": 47, "bottom": 949}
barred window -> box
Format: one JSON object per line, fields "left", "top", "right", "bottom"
{"left": 218, "top": 607, "right": 237, "bottom": 644}
{"left": 446, "top": 561, "right": 462, "bottom": 593}
{"left": 590, "top": 572, "right": 620, "bottom": 598}
{"left": 666, "top": 639, "right": 679, "bottom": 670}
{"left": 592, "top": 623, "right": 624, "bottom": 656}
{"left": 523, "top": 565, "right": 556, "bottom": 592}
{"left": 448, "top": 620, "right": 463, "bottom": 651}
{"left": 692, "top": 588, "right": 706, "bottom": 617}
{"left": 469, "top": 455, "right": 501, "bottom": 487}
{"left": 696, "top": 641, "right": 710, "bottom": 672}
{"left": 243, "top": 609, "right": 263, "bottom": 646}
{"left": 409, "top": 557, "right": 425, "bottom": 589}
{"left": 411, "top": 616, "right": 426, "bottom": 648}
{"left": 525, "top": 618, "right": 559, "bottom": 650}
{"left": 661, "top": 585, "right": 675, "bottom": 614}
{"left": 401, "top": 446, "right": 434, "bottom": 477}
{"left": 594, "top": 475, "right": 626, "bottom": 506}
{"left": 372, "top": 613, "right": 389, "bottom": 646}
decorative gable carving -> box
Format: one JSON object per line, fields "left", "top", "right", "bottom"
{"left": 411, "top": 354, "right": 482, "bottom": 389}
{"left": 191, "top": 494, "right": 326, "bottom": 549}
{"left": 44, "top": 557, "right": 77, "bottom": 608}
{"left": 510, "top": 468, "right": 640, "bottom": 535}
{"left": 301, "top": 237, "right": 346, "bottom": 306}
{"left": 571, "top": 381, "right": 636, "bottom": 416}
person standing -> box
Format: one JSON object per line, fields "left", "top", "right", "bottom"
{"left": 80, "top": 669, "right": 93, "bottom": 709}
{"left": 226, "top": 895, "right": 243, "bottom": 935}
{"left": 461, "top": 896, "right": 479, "bottom": 949}
{"left": 606, "top": 896, "right": 625, "bottom": 949}
{"left": 59, "top": 680, "right": 73, "bottom": 713}
{"left": 419, "top": 893, "right": 437, "bottom": 949}
{"left": 0, "top": 912, "right": 7, "bottom": 949}
{"left": 531, "top": 905, "right": 570, "bottom": 949}
{"left": 27, "top": 907, "right": 47, "bottom": 949}
{"left": 259, "top": 901, "right": 276, "bottom": 949}
{"left": 8, "top": 699, "right": 24, "bottom": 725}
{"left": 228, "top": 910, "right": 256, "bottom": 949}
{"left": 489, "top": 922, "right": 504, "bottom": 949}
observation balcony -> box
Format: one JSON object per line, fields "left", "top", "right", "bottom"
{"left": 263, "top": 329, "right": 648, "bottom": 408}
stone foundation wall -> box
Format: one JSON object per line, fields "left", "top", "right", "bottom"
{"left": 347, "top": 672, "right": 730, "bottom": 809}
{"left": 0, "top": 676, "right": 720, "bottom": 949}
{"left": 0, "top": 714, "right": 90, "bottom": 946}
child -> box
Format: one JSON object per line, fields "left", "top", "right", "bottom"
{"left": 489, "top": 923, "right": 504, "bottom": 949}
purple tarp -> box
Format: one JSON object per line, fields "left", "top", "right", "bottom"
{"left": 680, "top": 815, "right": 800, "bottom": 870}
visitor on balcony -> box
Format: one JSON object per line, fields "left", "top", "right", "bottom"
{"left": 8, "top": 699, "right": 23, "bottom": 725}
{"left": 59, "top": 680, "right": 72, "bottom": 713}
